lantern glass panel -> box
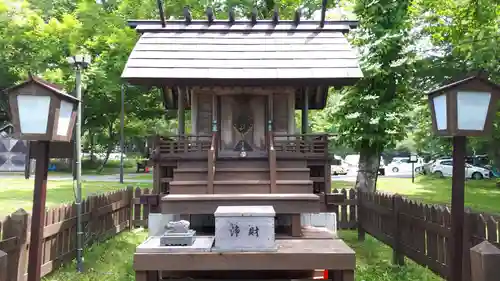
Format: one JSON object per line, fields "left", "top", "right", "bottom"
{"left": 433, "top": 94, "right": 447, "bottom": 130}
{"left": 17, "top": 95, "right": 51, "bottom": 134}
{"left": 57, "top": 100, "right": 73, "bottom": 136}
{"left": 457, "top": 91, "right": 491, "bottom": 131}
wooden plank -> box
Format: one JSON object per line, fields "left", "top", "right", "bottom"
{"left": 138, "top": 36, "right": 349, "bottom": 45}
{"left": 348, "top": 189, "right": 356, "bottom": 229}
{"left": 339, "top": 189, "right": 348, "bottom": 229}
{"left": 0, "top": 250, "right": 6, "bottom": 281}
{"left": 134, "top": 239, "right": 355, "bottom": 271}
{"left": 126, "top": 58, "right": 359, "bottom": 69}
{"left": 141, "top": 31, "right": 347, "bottom": 38}
{"left": 131, "top": 50, "right": 357, "bottom": 60}
{"left": 134, "top": 43, "right": 354, "bottom": 52}
{"left": 426, "top": 206, "right": 439, "bottom": 264}
{"left": 135, "top": 22, "right": 351, "bottom": 32}
{"left": 486, "top": 215, "right": 498, "bottom": 244}
{"left": 134, "top": 188, "right": 142, "bottom": 228}
{"left": 399, "top": 212, "right": 451, "bottom": 237}
{"left": 400, "top": 243, "right": 449, "bottom": 278}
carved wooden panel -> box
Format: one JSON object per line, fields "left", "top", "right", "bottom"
{"left": 273, "top": 94, "right": 289, "bottom": 134}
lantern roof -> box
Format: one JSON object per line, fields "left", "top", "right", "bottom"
{"left": 427, "top": 72, "right": 500, "bottom": 96}
{"left": 3, "top": 75, "right": 79, "bottom": 102}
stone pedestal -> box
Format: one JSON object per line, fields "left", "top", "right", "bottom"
{"left": 214, "top": 206, "right": 276, "bottom": 252}
{"left": 160, "top": 230, "right": 196, "bottom": 246}
{"left": 148, "top": 213, "right": 179, "bottom": 237}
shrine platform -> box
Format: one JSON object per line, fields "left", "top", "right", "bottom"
{"left": 134, "top": 227, "right": 354, "bottom": 281}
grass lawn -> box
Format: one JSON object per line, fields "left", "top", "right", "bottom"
{"left": 0, "top": 178, "right": 152, "bottom": 217}
{"left": 43, "top": 230, "right": 442, "bottom": 281}
{"left": 332, "top": 176, "right": 500, "bottom": 214}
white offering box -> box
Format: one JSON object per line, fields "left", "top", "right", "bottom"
{"left": 214, "top": 206, "right": 276, "bottom": 252}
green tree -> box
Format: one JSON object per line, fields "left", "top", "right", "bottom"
{"left": 332, "top": 0, "right": 414, "bottom": 192}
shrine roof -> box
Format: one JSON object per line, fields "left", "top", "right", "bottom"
{"left": 121, "top": 20, "right": 363, "bottom": 87}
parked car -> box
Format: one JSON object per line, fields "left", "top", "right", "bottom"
{"left": 387, "top": 157, "right": 424, "bottom": 173}
{"left": 430, "top": 159, "right": 491, "bottom": 180}
{"left": 342, "top": 154, "right": 385, "bottom": 175}
{"left": 331, "top": 164, "right": 347, "bottom": 175}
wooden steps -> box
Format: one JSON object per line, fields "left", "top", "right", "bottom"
{"left": 161, "top": 193, "right": 321, "bottom": 214}
{"left": 169, "top": 179, "right": 313, "bottom": 194}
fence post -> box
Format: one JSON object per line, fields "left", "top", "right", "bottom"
{"left": 0, "top": 250, "right": 7, "bottom": 281}
{"left": 462, "top": 209, "right": 473, "bottom": 281}
{"left": 127, "top": 185, "right": 134, "bottom": 231}
{"left": 3, "top": 209, "right": 29, "bottom": 281}
{"left": 470, "top": 241, "right": 500, "bottom": 281}
{"left": 392, "top": 194, "right": 404, "bottom": 265}
{"left": 357, "top": 189, "right": 365, "bottom": 241}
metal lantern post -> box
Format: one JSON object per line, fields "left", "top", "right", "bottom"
{"left": 5, "top": 75, "right": 79, "bottom": 281}
{"left": 409, "top": 154, "right": 417, "bottom": 183}
{"left": 67, "top": 54, "right": 91, "bottom": 273}
{"left": 427, "top": 73, "right": 500, "bottom": 281}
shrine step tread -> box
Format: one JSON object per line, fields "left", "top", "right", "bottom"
{"left": 174, "top": 168, "right": 309, "bottom": 172}
{"left": 169, "top": 180, "right": 313, "bottom": 185}
{"left": 162, "top": 193, "right": 320, "bottom": 201}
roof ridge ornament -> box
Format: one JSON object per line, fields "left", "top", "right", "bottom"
{"left": 183, "top": 7, "right": 192, "bottom": 24}
{"left": 272, "top": 6, "right": 279, "bottom": 25}
{"left": 250, "top": 8, "right": 258, "bottom": 25}
{"left": 294, "top": 8, "right": 302, "bottom": 26}
{"left": 206, "top": 7, "right": 215, "bottom": 25}
{"left": 156, "top": 0, "right": 166, "bottom": 27}
{"left": 228, "top": 7, "right": 235, "bottom": 25}
{"left": 320, "top": 0, "right": 328, "bottom": 28}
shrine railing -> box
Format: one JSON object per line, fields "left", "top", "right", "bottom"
{"left": 153, "top": 135, "right": 212, "bottom": 160}
{"left": 273, "top": 133, "right": 331, "bottom": 159}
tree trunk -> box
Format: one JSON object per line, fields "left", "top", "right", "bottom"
{"left": 355, "top": 140, "right": 381, "bottom": 192}
{"left": 97, "top": 123, "right": 116, "bottom": 173}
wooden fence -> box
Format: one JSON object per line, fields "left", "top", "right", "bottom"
{"left": 0, "top": 186, "right": 150, "bottom": 281}
{"left": 356, "top": 189, "right": 500, "bottom": 281}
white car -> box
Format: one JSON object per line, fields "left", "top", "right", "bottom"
{"left": 387, "top": 157, "right": 424, "bottom": 173}
{"left": 430, "top": 159, "right": 490, "bottom": 180}
{"left": 343, "top": 154, "right": 385, "bottom": 175}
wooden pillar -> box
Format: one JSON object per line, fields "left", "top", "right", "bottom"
{"left": 301, "top": 88, "right": 309, "bottom": 134}
{"left": 177, "top": 87, "right": 185, "bottom": 136}
{"left": 288, "top": 92, "right": 295, "bottom": 135}
{"left": 191, "top": 89, "right": 197, "bottom": 135}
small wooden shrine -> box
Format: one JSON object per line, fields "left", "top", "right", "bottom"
{"left": 122, "top": 4, "right": 362, "bottom": 280}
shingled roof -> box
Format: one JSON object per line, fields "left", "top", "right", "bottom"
{"left": 122, "top": 20, "right": 362, "bottom": 87}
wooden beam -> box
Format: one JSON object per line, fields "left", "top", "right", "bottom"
{"left": 177, "top": 87, "right": 185, "bottom": 136}
{"left": 301, "top": 88, "right": 309, "bottom": 134}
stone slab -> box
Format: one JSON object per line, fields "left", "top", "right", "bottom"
{"left": 215, "top": 205, "right": 276, "bottom": 217}
{"left": 137, "top": 236, "right": 214, "bottom": 253}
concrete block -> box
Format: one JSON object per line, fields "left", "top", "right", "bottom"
{"left": 301, "top": 212, "right": 337, "bottom": 235}
{"left": 214, "top": 206, "right": 276, "bottom": 252}
{"left": 160, "top": 229, "right": 196, "bottom": 246}
{"left": 137, "top": 236, "right": 214, "bottom": 253}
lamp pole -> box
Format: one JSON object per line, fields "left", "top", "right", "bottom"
{"left": 450, "top": 136, "right": 466, "bottom": 281}
{"left": 74, "top": 63, "right": 84, "bottom": 273}
{"left": 68, "top": 54, "right": 90, "bottom": 273}
{"left": 120, "top": 84, "right": 125, "bottom": 184}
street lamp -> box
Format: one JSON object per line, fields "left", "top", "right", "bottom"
{"left": 5, "top": 75, "right": 78, "bottom": 281}
{"left": 67, "top": 53, "right": 91, "bottom": 273}
{"left": 427, "top": 73, "right": 500, "bottom": 281}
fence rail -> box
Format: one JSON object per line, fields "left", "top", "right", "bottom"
{"left": 1, "top": 186, "right": 499, "bottom": 281}
{"left": 356, "top": 190, "right": 500, "bottom": 281}
{"left": 0, "top": 186, "right": 151, "bottom": 281}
